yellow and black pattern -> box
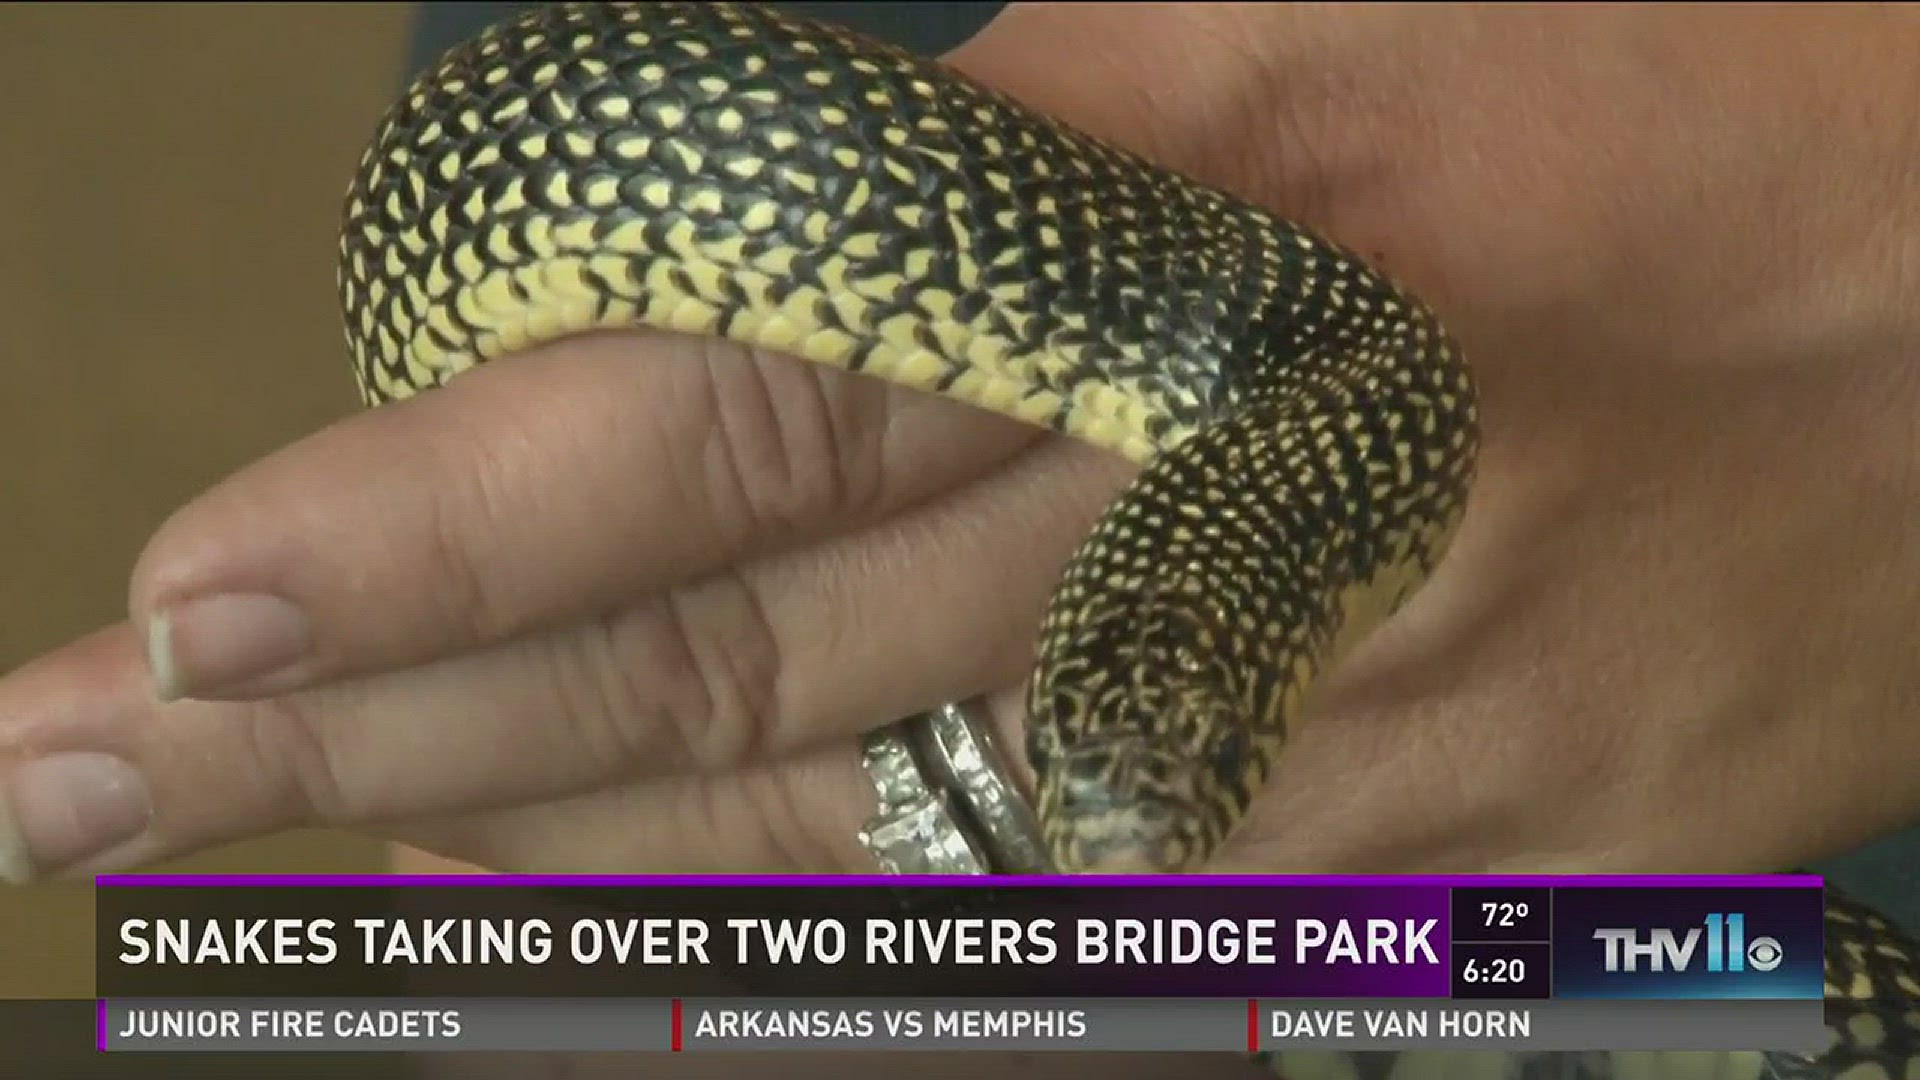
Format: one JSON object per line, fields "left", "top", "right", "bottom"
{"left": 337, "top": 3, "right": 1919, "bottom": 1076}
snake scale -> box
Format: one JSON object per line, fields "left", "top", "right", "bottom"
{"left": 337, "top": 3, "right": 1920, "bottom": 1077}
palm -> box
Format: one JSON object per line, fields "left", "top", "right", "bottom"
{"left": 393, "top": 3, "right": 1920, "bottom": 878}
{"left": 943, "top": 3, "right": 1920, "bottom": 876}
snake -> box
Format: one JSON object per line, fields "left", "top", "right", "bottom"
{"left": 336, "top": 3, "right": 1920, "bottom": 1077}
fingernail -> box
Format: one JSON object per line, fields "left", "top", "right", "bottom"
{"left": 148, "top": 593, "right": 311, "bottom": 702}
{"left": 1, "top": 752, "right": 152, "bottom": 881}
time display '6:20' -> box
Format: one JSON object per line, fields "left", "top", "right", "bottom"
{"left": 1453, "top": 943, "right": 1552, "bottom": 999}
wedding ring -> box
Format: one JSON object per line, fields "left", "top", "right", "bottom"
{"left": 856, "top": 700, "right": 1052, "bottom": 875}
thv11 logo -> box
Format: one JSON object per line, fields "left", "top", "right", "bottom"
{"left": 1593, "top": 914, "right": 1784, "bottom": 973}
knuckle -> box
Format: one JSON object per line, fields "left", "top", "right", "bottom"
{"left": 419, "top": 444, "right": 513, "bottom": 642}
{"left": 237, "top": 692, "right": 355, "bottom": 826}
{"left": 654, "top": 578, "right": 785, "bottom": 770}
{"left": 537, "top": 612, "right": 670, "bottom": 773}
{"left": 543, "top": 579, "right": 785, "bottom": 775}
{"left": 690, "top": 340, "right": 886, "bottom": 538}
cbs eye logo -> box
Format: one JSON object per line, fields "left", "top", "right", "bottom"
{"left": 1745, "top": 935, "right": 1784, "bottom": 972}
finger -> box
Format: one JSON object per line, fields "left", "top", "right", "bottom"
{"left": 5, "top": 442, "right": 1128, "bottom": 881}
{"left": 382, "top": 684, "right": 1033, "bottom": 877}
{"left": 129, "top": 330, "right": 1042, "bottom": 703}
{"left": 132, "top": 1, "right": 1329, "bottom": 709}
{"left": 388, "top": 743, "right": 884, "bottom": 876}
{"left": 946, "top": 4, "right": 1278, "bottom": 183}
{"left": 947, "top": 3, "right": 1411, "bottom": 228}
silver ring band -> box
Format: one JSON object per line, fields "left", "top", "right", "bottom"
{"left": 856, "top": 701, "right": 1052, "bottom": 875}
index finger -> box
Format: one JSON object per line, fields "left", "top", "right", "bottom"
{"left": 133, "top": 1, "right": 1250, "bottom": 704}
{"left": 132, "top": 331, "right": 1038, "bottom": 702}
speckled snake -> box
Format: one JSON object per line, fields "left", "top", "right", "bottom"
{"left": 337, "top": 4, "right": 1920, "bottom": 1076}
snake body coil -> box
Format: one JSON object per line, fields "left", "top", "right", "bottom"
{"left": 340, "top": 4, "right": 1918, "bottom": 1076}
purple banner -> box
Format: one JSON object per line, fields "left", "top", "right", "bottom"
{"left": 94, "top": 874, "right": 1819, "bottom": 1001}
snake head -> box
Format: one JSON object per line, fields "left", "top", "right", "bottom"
{"left": 1026, "top": 647, "right": 1268, "bottom": 875}
{"left": 1023, "top": 478, "right": 1292, "bottom": 874}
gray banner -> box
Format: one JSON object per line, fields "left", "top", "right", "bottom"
{"left": 1257, "top": 999, "right": 1826, "bottom": 1052}
{"left": 679, "top": 997, "right": 1237, "bottom": 1051}
{"left": 103, "top": 999, "right": 669, "bottom": 1053}
{"left": 101, "top": 997, "right": 1828, "bottom": 1053}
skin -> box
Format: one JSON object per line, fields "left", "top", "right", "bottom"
{"left": 3, "top": 5, "right": 1919, "bottom": 1076}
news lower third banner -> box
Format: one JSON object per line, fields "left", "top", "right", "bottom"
{"left": 95, "top": 874, "right": 1827, "bottom": 1054}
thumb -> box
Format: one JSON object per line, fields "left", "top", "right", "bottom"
{"left": 941, "top": 3, "right": 1267, "bottom": 183}
{"left": 942, "top": 3, "right": 1394, "bottom": 225}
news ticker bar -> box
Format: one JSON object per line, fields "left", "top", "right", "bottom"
{"left": 96, "top": 874, "right": 1827, "bottom": 1002}
{"left": 99, "top": 997, "right": 1828, "bottom": 1053}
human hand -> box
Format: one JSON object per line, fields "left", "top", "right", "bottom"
{"left": 2, "top": 3, "right": 1916, "bottom": 894}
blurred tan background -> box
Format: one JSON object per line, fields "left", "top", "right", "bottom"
{"left": 0, "top": 3, "right": 417, "bottom": 1001}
